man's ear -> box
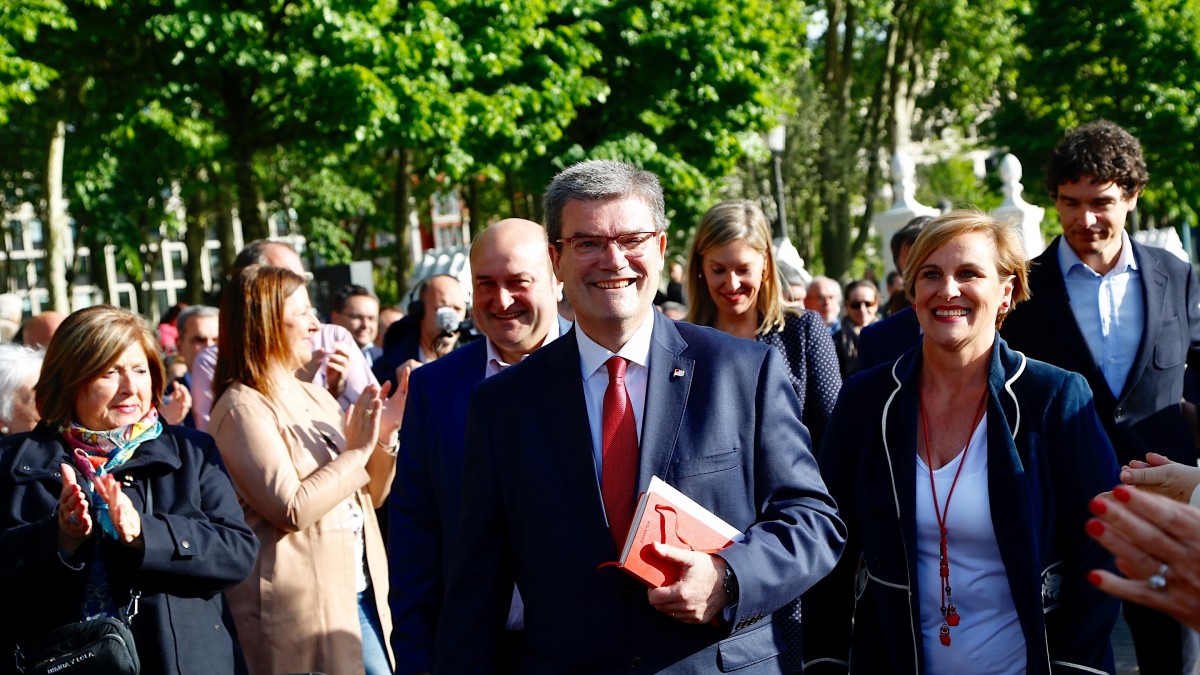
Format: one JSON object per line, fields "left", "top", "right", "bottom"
{"left": 549, "top": 243, "right": 565, "bottom": 282}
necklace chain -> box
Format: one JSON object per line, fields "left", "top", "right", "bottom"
{"left": 919, "top": 385, "right": 988, "bottom": 647}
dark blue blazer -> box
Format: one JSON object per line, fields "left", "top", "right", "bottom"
{"left": 803, "top": 337, "right": 1118, "bottom": 674}
{"left": 374, "top": 316, "right": 424, "bottom": 389}
{"left": 0, "top": 425, "right": 258, "bottom": 675}
{"left": 856, "top": 305, "right": 921, "bottom": 372}
{"left": 388, "top": 317, "right": 571, "bottom": 673}
{"left": 388, "top": 339, "right": 486, "bottom": 673}
{"left": 1001, "top": 237, "right": 1200, "bottom": 467}
{"left": 434, "top": 311, "right": 846, "bottom": 674}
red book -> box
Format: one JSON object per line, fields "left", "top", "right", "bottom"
{"left": 614, "top": 475, "right": 744, "bottom": 588}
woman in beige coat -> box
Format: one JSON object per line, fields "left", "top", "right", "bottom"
{"left": 209, "top": 264, "right": 406, "bottom": 675}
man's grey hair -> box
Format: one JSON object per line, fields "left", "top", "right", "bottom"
{"left": 0, "top": 343, "right": 42, "bottom": 422}
{"left": 233, "top": 239, "right": 296, "bottom": 269}
{"left": 543, "top": 159, "right": 668, "bottom": 242}
{"left": 177, "top": 305, "right": 219, "bottom": 339}
{"left": 809, "top": 275, "right": 843, "bottom": 300}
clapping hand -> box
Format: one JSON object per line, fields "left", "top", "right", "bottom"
{"left": 377, "top": 366, "right": 411, "bottom": 445}
{"left": 58, "top": 463, "right": 92, "bottom": 552}
{"left": 1119, "top": 452, "right": 1200, "bottom": 504}
{"left": 1088, "top": 485, "right": 1200, "bottom": 631}
{"left": 345, "top": 384, "right": 385, "bottom": 458}
{"left": 93, "top": 474, "right": 144, "bottom": 549}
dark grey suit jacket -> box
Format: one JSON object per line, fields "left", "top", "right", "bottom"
{"left": 1001, "top": 236, "right": 1200, "bottom": 467}
{"left": 435, "top": 310, "right": 846, "bottom": 673}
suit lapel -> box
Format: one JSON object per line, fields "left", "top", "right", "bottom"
{"left": 883, "top": 354, "right": 919, "bottom": 569}
{"left": 1033, "top": 240, "right": 1110, "bottom": 393}
{"left": 1123, "top": 243, "right": 1167, "bottom": 400}
{"left": 458, "top": 340, "right": 488, "bottom": 389}
{"left": 537, "top": 327, "right": 611, "bottom": 534}
{"left": 636, "top": 313, "right": 694, "bottom": 493}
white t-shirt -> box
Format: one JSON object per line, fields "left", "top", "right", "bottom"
{"left": 915, "top": 412, "right": 1026, "bottom": 675}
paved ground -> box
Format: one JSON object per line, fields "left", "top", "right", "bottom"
{"left": 1114, "top": 607, "right": 1139, "bottom": 675}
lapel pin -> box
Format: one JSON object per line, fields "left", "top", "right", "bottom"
{"left": 672, "top": 368, "right": 686, "bottom": 379}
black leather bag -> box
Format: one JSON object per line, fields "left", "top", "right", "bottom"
{"left": 17, "top": 615, "right": 140, "bottom": 675}
{"left": 16, "top": 477, "right": 152, "bottom": 674}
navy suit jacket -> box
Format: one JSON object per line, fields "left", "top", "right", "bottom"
{"left": 434, "top": 311, "right": 846, "bottom": 674}
{"left": 1001, "top": 236, "right": 1200, "bottom": 467}
{"left": 387, "top": 317, "right": 571, "bottom": 673}
{"left": 803, "top": 337, "right": 1118, "bottom": 674}
{"left": 374, "top": 316, "right": 424, "bottom": 388}
{"left": 856, "top": 306, "right": 921, "bottom": 372}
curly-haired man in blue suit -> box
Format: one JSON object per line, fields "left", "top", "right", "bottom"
{"left": 1002, "top": 120, "right": 1200, "bottom": 675}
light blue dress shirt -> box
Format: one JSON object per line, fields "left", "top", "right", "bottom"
{"left": 1057, "top": 233, "right": 1144, "bottom": 397}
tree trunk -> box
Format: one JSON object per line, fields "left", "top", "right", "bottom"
{"left": 44, "top": 118, "right": 70, "bottom": 313}
{"left": 392, "top": 147, "right": 414, "bottom": 295}
{"left": 816, "top": 0, "right": 858, "bottom": 280}
{"left": 214, "top": 173, "right": 236, "bottom": 288}
{"left": 183, "top": 186, "right": 208, "bottom": 305}
{"left": 233, "top": 144, "right": 266, "bottom": 242}
{"left": 138, "top": 210, "right": 157, "bottom": 319}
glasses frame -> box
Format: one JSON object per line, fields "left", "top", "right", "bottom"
{"left": 555, "top": 231, "right": 662, "bottom": 259}
{"left": 848, "top": 300, "right": 878, "bottom": 310}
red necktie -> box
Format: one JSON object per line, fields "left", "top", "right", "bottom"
{"left": 601, "top": 356, "right": 639, "bottom": 551}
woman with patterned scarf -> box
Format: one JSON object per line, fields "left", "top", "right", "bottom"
{"left": 0, "top": 305, "right": 258, "bottom": 674}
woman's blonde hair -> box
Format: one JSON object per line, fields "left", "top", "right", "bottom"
{"left": 902, "top": 210, "right": 1031, "bottom": 327}
{"left": 685, "top": 200, "right": 789, "bottom": 333}
{"left": 36, "top": 306, "right": 165, "bottom": 427}
{"left": 214, "top": 264, "right": 308, "bottom": 403}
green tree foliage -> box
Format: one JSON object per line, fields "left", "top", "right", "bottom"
{"left": 533, "top": 0, "right": 805, "bottom": 237}
{"left": 994, "top": 0, "right": 1200, "bottom": 227}
{"left": 760, "top": 0, "right": 1022, "bottom": 280}
{"left": 144, "top": 0, "right": 392, "bottom": 242}
{"left": 0, "top": 0, "right": 73, "bottom": 123}
{"left": 1, "top": 0, "right": 871, "bottom": 312}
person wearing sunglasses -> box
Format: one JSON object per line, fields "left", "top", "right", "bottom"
{"left": 832, "top": 279, "right": 880, "bottom": 378}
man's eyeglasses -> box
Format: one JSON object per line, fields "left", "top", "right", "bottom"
{"left": 848, "top": 300, "right": 877, "bottom": 310}
{"left": 556, "top": 232, "right": 660, "bottom": 259}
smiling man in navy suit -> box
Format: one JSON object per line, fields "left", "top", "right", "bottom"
{"left": 1002, "top": 120, "right": 1200, "bottom": 675}
{"left": 388, "top": 218, "right": 568, "bottom": 674}
{"left": 435, "top": 159, "right": 845, "bottom": 673}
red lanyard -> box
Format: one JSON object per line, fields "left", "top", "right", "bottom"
{"left": 919, "top": 387, "right": 988, "bottom": 647}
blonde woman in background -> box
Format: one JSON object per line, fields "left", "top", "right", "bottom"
{"left": 685, "top": 199, "right": 840, "bottom": 449}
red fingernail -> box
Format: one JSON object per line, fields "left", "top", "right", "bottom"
{"left": 1086, "top": 520, "right": 1105, "bottom": 537}
{"left": 1089, "top": 498, "right": 1107, "bottom": 516}
{"left": 1114, "top": 486, "right": 1131, "bottom": 503}
{"left": 1088, "top": 571, "right": 1103, "bottom": 586}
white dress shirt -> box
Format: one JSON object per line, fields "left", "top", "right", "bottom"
{"left": 576, "top": 312, "right": 654, "bottom": 488}
{"left": 484, "top": 319, "right": 562, "bottom": 378}
{"left": 1057, "top": 233, "right": 1144, "bottom": 397}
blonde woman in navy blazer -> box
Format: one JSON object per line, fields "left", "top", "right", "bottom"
{"left": 804, "top": 211, "right": 1119, "bottom": 674}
